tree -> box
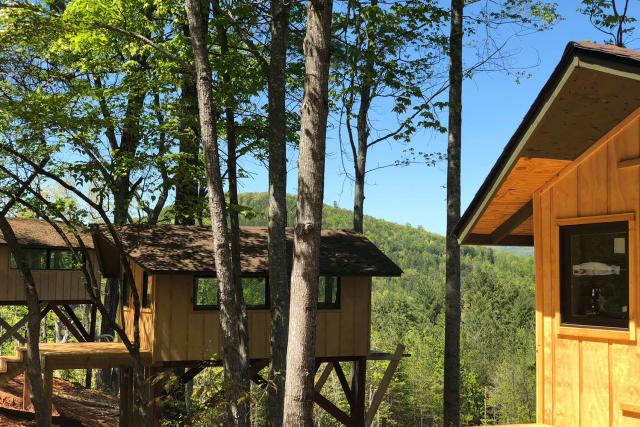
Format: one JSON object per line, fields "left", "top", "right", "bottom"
{"left": 579, "top": 0, "right": 635, "bottom": 47}
{"left": 443, "top": 0, "right": 463, "bottom": 424}
{"left": 332, "top": 0, "right": 448, "bottom": 233}
{"left": 266, "top": 0, "right": 291, "bottom": 424}
{"left": 283, "top": 0, "right": 334, "bottom": 424}
{"left": 184, "top": 0, "right": 250, "bottom": 424}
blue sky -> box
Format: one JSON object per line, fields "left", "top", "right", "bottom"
{"left": 239, "top": 2, "right": 621, "bottom": 235}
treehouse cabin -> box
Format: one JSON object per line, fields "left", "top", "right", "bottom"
{"left": 91, "top": 224, "right": 403, "bottom": 426}
{"left": 92, "top": 224, "right": 402, "bottom": 363}
{"left": 457, "top": 42, "right": 640, "bottom": 426}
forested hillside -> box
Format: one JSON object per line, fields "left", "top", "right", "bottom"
{"left": 238, "top": 193, "right": 536, "bottom": 426}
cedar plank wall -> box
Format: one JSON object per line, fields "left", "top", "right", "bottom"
{"left": 149, "top": 274, "right": 371, "bottom": 363}
{"left": 534, "top": 113, "right": 640, "bottom": 427}
{"left": 122, "top": 262, "right": 154, "bottom": 352}
{"left": 0, "top": 246, "right": 98, "bottom": 302}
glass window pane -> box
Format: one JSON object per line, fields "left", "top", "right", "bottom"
{"left": 243, "top": 278, "right": 267, "bottom": 308}
{"left": 318, "top": 277, "right": 339, "bottom": 309}
{"left": 560, "top": 221, "right": 629, "bottom": 328}
{"left": 10, "top": 249, "right": 47, "bottom": 270}
{"left": 142, "top": 272, "right": 151, "bottom": 308}
{"left": 49, "top": 250, "right": 75, "bottom": 270}
{"left": 195, "top": 277, "right": 219, "bottom": 308}
{"left": 122, "top": 275, "right": 131, "bottom": 308}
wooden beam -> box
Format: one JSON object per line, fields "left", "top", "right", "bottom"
{"left": 50, "top": 305, "right": 87, "bottom": 343}
{"left": 43, "top": 369, "right": 53, "bottom": 424}
{"left": 313, "top": 390, "right": 351, "bottom": 426}
{"left": 332, "top": 362, "right": 353, "bottom": 407}
{"left": 365, "top": 344, "right": 405, "bottom": 425}
{"left": 314, "top": 363, "right": 333, "bottom": 393}
{"left": 490, "top": 200, "right": 533, "bottom": 244}
{"left": 0, "top": 304, "right": 50, "bottom": 345}
{"left": 0, "top": 317, "right": 26, "bottom": 344}
{"left": 62, "top": 305, "right": 91, "bottom": 341}
{"left": 618, "top": 157, "right": 640, "bottom": 168}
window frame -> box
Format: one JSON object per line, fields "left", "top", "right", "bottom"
{"left": 554, "top": 213, "right": 637, "bottom": 342}
{"left": 192, "top": 275, "right": 272, "bottom": 311}
{"left": 317, "top": 276, "right": 341, "bottom": 310}
{"left": 9, "top": 247, "right": 83, "bottom": 271}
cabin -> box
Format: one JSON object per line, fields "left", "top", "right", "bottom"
{"left": 89, "top": 224, "right": 403, "bottom": 426}
{"left": 457, "top": 42, "right": 640, "bottom": 426}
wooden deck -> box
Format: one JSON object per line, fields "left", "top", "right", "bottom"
{"left": 33, "top": 342, "right": 151, "bottom": 370}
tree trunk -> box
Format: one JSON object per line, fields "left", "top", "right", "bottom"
{"left": 213, "top": 0, "right": 251, "bottom": 421}
{"left": 283, "top": 0, "right": 333, "bottom": 425}
{"left": 0, "top": 218, "right": 50, "bottom": 427}
{"left": 443, "top": 0, "right": 463, "bottom": 425}
{"left": 352, "top": 0, "right": 376, "bottom": 234}
{"left": 267, "top": 1, "right": 291, "bottom": 425}
{"left": 184, "top": 1, "right": 250, "bottom": 424}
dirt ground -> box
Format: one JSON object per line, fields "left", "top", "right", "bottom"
{"left": 0, "top": 375, "right": 118, "bottom": 426}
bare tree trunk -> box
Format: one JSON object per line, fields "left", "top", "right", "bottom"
{"left": 267, "top": 1, "right": 291, "bottom": 424}
{"left": 283, "top": 0, "right": 333, "bottom": 425}
{"left": 352, "top": 0, "right": 376, "bottom": 234}
{"left": 0, "top": 218, "right": 50, "bottom": 427}
{"left": 443, "top": 0, "right": 463, "bottom": 425}
{"left": 184, "top": 1, "right": 250, "bottom": 424}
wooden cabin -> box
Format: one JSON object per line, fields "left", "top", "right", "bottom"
{"left": 457, "top": 42, "right": 640, "bottom": 426}
{"left": 0, "top": 218, "right": 99, "bottom": 304}
{"left": 93, "top": 224, "right": 402, "bottom": 365}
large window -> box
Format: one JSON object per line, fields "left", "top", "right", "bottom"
{"left": 10, "top": 248, "right": 79, "bottom": 270}
{"left": 318, "top": 276, "right": 340, "bottom": 309}
{"left": 194, "top": 277, "right": 219, "bottom": 310}
{"left": 243, "top": 277, "right": 269, "bottom": 309}
{"left": 560, "top": 221, "right": 629, "bottom": 329}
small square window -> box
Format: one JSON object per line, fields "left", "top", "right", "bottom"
{"left": 49, "top": 250, "right": 75, "bottom": 270}
{"left": 142, "top": 272, "right": 152, "bottom": 309}
{"left": 318, "top": 276, "right": 340, "bottom": 309}
{"left": 122, "top": 274, "right": 131, "bottom": 308}
{"left": 560, "top": 221, "right": 629, "bottom": 329}
{"left": 194, "top": 277, "right": 219, "bottom": 309}
{"left": 10, "top": 249, "right": 47, "bottom": 270}
{"left": 243, "top": 277, "right": 269, "bottom": 309}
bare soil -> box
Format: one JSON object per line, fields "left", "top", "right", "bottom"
{"left": 0, "top": 375, "right": 118, "bottom": 426}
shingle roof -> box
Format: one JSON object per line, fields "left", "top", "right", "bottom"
{"left": 95, "top": 224, "right": 402, "bottom": 277}
{"left": 0, "top": 218, "right": 94, "bottom": 249}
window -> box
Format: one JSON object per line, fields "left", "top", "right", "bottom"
{"left": 243, "top": 277, "right": 269, "bottom": 309}
{"left": 9, "top": 249, "right": 47, "bottom": 269}
{"left": 560, "top": 221, "right": 629, "bottom": 329}
{"left": 142, "top": 272, "right": 152, "bottom": 309}
{"left": 318, "top": 276, "right": 340, "bottom": 309}
{"left": 193, "top": 276, "right": 269, "bottom": 310}
{"left": 10, "top": 248, "right": 80, "bottom": 270}
{"left": 49, "top": 250, "right": 75, "bottom": 270}
{"left": 194, "top": 277, "right": 219, "bottom": 309}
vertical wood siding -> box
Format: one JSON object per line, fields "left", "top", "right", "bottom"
{"left": 0, "top": 246, "right": 98, "bottom": 302}
{"left": 535, "top": 113, "right": 640, "bottom": 427}
{"left": 138, "top": 274, "right": 371, "bottom": 364}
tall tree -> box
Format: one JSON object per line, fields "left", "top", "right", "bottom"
{"left": 579, "top": 0, "right": 635, "bottom": 47}
{"left": 184, "top": 0, "right": 251, "bottom": 424}
{"left": 332, "top": 0, "right": 447, "bottom": 233}
{"left": 443, "top": 0, "right": 463, "bottom": 425}
{"left": 267, "top": 0, "right": 291, "bottom": 424}
{"left": 283, "top": 0, "right": 334, "bottom": 424}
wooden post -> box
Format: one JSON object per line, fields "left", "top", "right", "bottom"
{"left": 22, "top": 369, "right": 31, "bottom": 411}
{"left": 365, "top": 344, "right": 405, "bottom": 425}
{"left": 84, "top": 303, "right": 97, "bottom": 388}
{"left": 119, "top": 366, "right": 133, "bottom": 427}
{"left": 43, "top": 368, "right": 53, "bottom": 423}
{"left": 351, "top": 357, "right": 366, "bottom": 427}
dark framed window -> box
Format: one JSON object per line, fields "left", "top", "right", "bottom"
{"left": 243, "top": 277, "right": 269, "bottom": 309}
{"left": 193, "top": 276, "right": 270, "bottom": 310}
{"left": 194, "top": 276, "right": 219, "bottom": 310}
{"left": 142, "top": 272, "right": 151, "bottom": 309}
{"left": 10, "top": 248, "right": 81, "bottom": 270}
{"left": 318, "top": 276, "right": 340, "bottom": 309}
{"left": 560, "top": 221, "right": 629, "bottom": 329}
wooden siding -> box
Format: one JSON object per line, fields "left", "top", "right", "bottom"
{"left": 135, "top": 274, "right": 372, "bottom": 364}
{"left": 123, "top": 262, "right": 154, "bottom": 352}
{"left": 0, "top": 246, "right": 98, "bottom": 302}
{"left": 534, "top": 112, "right": 640, "bottom": 427}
